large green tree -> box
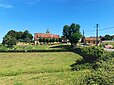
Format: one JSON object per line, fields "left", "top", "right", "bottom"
{"left": 17, "top": 31, "right": 23, "bottom": 40}
{"left": 2, "top": 30, "right": 33, "bottom": 47}
{"left": 63, "top": 23, "right": 82, "bottom": 46}
{"left": 104, "top": 34, "right": 112, "bottom": 40}
{"left": 7, "top": 30, "right": 17, "bottom": 38}
{"left": 2, "top": 35, "right": 17, "bottom": 47}
{"left": 22, "top": 30, "right": 33, "bottom": 42}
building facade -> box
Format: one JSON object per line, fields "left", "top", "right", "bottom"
{"left": 34, "top": 31, "right": 60, "bottom": 45}
{"left": 85, "top": 37, "right": 101, "bottom": 46}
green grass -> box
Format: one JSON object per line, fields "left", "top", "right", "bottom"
{"left": 13, "top": 45, "right": 50, "bottom": 50}
{"left": 0, "top": 44, "right": 70, "bottom": 51}
{"left": 0, "top": 52, "right": 87, "bottom": 85}
{"left": 13, "top": 44, "right": 69, "bottom": 50}
{"left": 103, "top": 42, "right": 114, "bottom": 46}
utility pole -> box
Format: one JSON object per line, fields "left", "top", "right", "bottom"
{"left": 96, "top": 24, "right": 99, "bottom": 46}
{"left": 83, "top": 30, "right": 85, "bottom": 44}
{"left": 83, "top": 30, "right": 84, "bottom": 37}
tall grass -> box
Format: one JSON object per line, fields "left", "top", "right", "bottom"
{"left": 0, "top": 52, "right": 84, "bottom": 85}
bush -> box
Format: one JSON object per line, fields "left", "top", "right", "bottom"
{"left": 0, "top": 44, "right": 7, "bottom": 50}
{"left": 82, "top": 59, "right": 114, "bottom": 85}
{"left": 72, "top": 47, "right": 114, "bottom": 85}
{"left": 81, "top": 46, "right": 105, "bottom": 59}
{"left": 72, "top": 63, "right": 93, "bottom": 71}
{"left": 71, "top": 46, "right": 108, "bottom": 71}
{"left": 83, "top": 72, "right": 110, "bottom": 85}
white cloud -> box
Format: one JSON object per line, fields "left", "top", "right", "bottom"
{"left": 0, "top": 3, "right": 12, "bottom": 8}
{"left": 0, "top": 0, "right": 12, "bottom": 8}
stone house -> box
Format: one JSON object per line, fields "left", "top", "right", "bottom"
{"left": 34, "top": 31, "right": 60, "bottom": 45}
{"left": 85, "top": 37, "right": 101, "bottom": 46}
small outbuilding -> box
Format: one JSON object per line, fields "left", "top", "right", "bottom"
{"left": 85, "top": 37, "right": 101, "bottom": 46}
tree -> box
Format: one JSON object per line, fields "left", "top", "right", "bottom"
{"left": 70, "top": 32, "right": 82, "bottom": 45}
{"left": 104, "top": 34, "right": 112, "bottom": 40}
{"left": 59, "top": 38, "right": 62, "bottom": 42}
{"left": 50, "top": 38, "right": 53, "bottom": 44}
{"left": 39, "top": 37, "right": 43, "bottom": 45}
{"left": 7, "top": 30, "right": 17, "bottom": 38}
{"left": 43, "top": 38, "right": 46, "bottom": 44}
{"left": 17, "top": 31, "right": 23, "bottom": 40}
{"left": 52, "top": 38, "right": 55, "bottom": 43}
{"left": 22, "top": 30, "right": 33, "bottom": 42}
{"left": 2, "top": 30, "right": 33, "bottom": 47}
{"left": 63, "top": 25, "right": 70, "bottom": 39}
{"left": 46, "top": 38, "right": 50, "bottom": 44}
{"left": 63, "top": 23, "right": 82, "bottom": 46}
{"left": 56, "top": 38, "right": 59, "bottom": 42}
{"left": 22, "top": 30, "right": 29, "bottom": 39}
{"left": 99, "top": 36, "right": 105, "bottom": 41}
{"left": 2, "top": 35, "right": 17, "bottom": 47}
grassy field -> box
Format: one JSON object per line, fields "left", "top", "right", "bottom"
{"left": 102, "top": 41, "right": 114, "bottom": 46}
{"left": 12, "top": 44, "right": 68, "bottom": 50}
{"left": 14, "top": 45, "right": 50, "bottom": 50}
{"left": 0, "top": 52, "right": 88, "bottom": 85}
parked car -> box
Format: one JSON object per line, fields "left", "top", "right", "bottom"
{"left": 104, "top": 44, "right": 113, "bottom": 49}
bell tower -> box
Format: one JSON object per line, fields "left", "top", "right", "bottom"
{"left": 46, "top": 28, "right": 50, "bottom": 34}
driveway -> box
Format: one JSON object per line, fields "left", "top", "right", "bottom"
{"left": 104, "top": 48, "right": 114, "bottom": 52}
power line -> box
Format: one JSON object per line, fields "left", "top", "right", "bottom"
{"left": 99, "top": 27, "right": 114, "bottom": 31}
{"left": 84, "top": 30, "right": 96, "bottom": 33}
{"left": 81, "top": 26, "right": 114, "bottom": 38}
{"left": 82, "top": 26, "right": 114, "bottom": 32}
{"left": 82, "top": 29, "right": 96, "bottom": 31}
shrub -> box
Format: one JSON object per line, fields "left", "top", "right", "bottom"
{"left": 0, "top": 44, "right": 7, "bottom": 50}
{"left": 72, "top": 47, "right": 114, "bottom": 85}
{"left": 82, "top": 60, "right": 114, "bottom": 85}
{"left": 83, "top": 72, "right": 109, "bottom": 85}
{"left": 72, "top": 63, "right": 93, "bottom": 71}
{"left": 71, "top": 46, "right": 108, "bottom": 71}
{"left": 81, "top": 46, "right": 105, "bottom": 58}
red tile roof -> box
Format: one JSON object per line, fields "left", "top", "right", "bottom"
{"left": 85, "top": 37, "right": 101, "bottom": 41}
{"left": 34, "top": 33, "right": 60, "bottom": 40}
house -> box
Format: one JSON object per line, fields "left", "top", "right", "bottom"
{"left": 85, "top": 37, "right": 101, "bottom": 46}
{"left": 34, "top": 30, "right": 60, "bottom": 45}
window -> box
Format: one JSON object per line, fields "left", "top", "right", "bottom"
{"left": 93, "top": 41, "right": 95, "bottom": 44}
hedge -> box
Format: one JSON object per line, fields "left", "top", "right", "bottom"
{"left": 0, "top": 49, "right": 70, "bottom": 53}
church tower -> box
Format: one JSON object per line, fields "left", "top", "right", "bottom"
{"left": 46, "top": 28, "right": 50, "bottom": 34}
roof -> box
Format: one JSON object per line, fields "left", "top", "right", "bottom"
{"left": 34, "top": 33, "right": 60, "bottom": 40}
{"left": 85, "top": 37, "right": 101, "bottom": 41}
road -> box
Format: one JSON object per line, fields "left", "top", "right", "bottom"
{"left": 104, "top": 48, "right": 114, "bottom": 52}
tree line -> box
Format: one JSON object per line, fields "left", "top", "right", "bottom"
{"left": 2, "top": 30, "right": 33, "bottom": 47}
{"left": 1, "top": 23, "right": 82, "bottom": 47}
{"left": 38, "top": 37, "right": 62, "bottom": 45}
{"left": 100, "top": 34, "right": 114, "bottom": 41}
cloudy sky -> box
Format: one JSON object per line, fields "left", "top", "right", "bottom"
{"left": 0, "top": 0, "right": 114, "bottom": 42}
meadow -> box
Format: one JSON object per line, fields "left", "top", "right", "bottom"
{"left": 102, "top": 41, "right": 114, "bottom": 46}
{"left": 0, "top": 52, "right": 87, "bottom": 85}
{"left": 0, "top": 44, "right": 68, "bottom": 51}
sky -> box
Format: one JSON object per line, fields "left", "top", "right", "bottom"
{"left": 0, "top": 0, "right": 114, "bottom": 42}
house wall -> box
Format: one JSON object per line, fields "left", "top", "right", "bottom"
{"left": 35, "top": 38, "right": 40, "bottom": 45}
{"left": 86, "top": 40, "right": 101, "bottom": 45}
{"left": 86, "top": 41, "right": 96, "bottom": 44}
